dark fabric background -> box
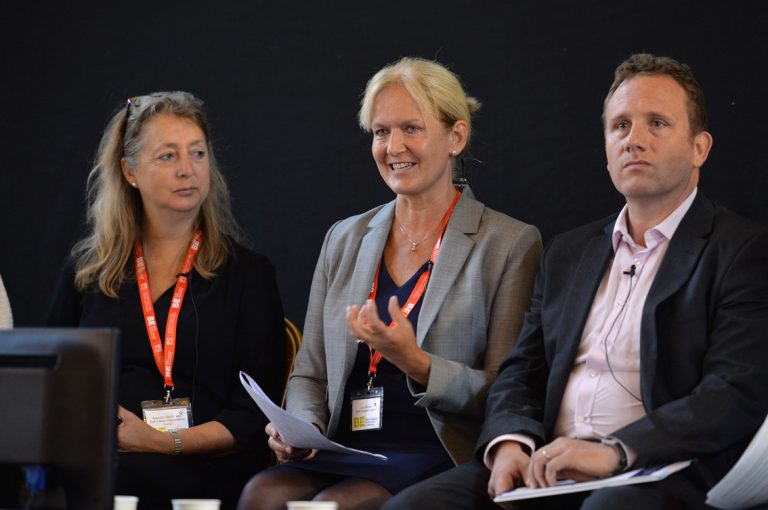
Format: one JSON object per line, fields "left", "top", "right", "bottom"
{"left": 1, "top": 1, "right": 766, "bottom": 329}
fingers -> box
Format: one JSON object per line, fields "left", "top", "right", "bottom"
{"left": 528, "top": 438, "right": 609, "bottom": 487}
{"left": 387, "top": 295, "right": 404, "bottom": 326}
{"left": 487, "top": 442, "right": 530, "bottom": 497}
{"left": 347, "top": 299, "right": 388, "bottom": 346}
{"left": 265, "top": 422, "right": 279, "bottom": 438}
{"left": 529, "top": 446, "right": 558, "bottom": 488}
{"left": 359, "top": 299, "right": 384, "bottom": 334}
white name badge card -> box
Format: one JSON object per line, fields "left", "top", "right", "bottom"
{"left": 141, "top": 397, "right": 192, "bottom": 431}
{"left": 351, "top": 387, "right": 383, "bottom": 431}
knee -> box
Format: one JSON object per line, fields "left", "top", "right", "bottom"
{"left": 382, "top": 486, "right": 422, "bottom": 510}
{"left": 236, "top": 473, "right": 274, "bottom": 510}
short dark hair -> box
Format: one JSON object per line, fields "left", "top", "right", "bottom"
{"left": 603, "top": 53, "right": 708, "bottom": 134}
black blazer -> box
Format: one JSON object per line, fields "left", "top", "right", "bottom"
{"left": 478, "top": 193, "right": 768, "bottom": 485}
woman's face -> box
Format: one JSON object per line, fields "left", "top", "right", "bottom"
{"left": 370, "top": 84, "right": 466, "bottom": 199}
{"left": 121, "top": 114, "right": 210, "bottom": 223}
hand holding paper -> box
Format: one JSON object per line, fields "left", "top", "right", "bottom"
{"left": 239, "top": 371, "right": 387, "bottom": 461}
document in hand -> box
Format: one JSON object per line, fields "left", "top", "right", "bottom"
{"left": 706, "top": 413, "right": 768, "bottom": 509}
{"left": 493, "top": 460, "right": 692, "bottom": 503}
{"left": 239, "top": 371, "right": 388, "bottom": 461}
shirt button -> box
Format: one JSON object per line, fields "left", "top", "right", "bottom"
{"left": 589, "top": 370, "right": 598, "bottom": 377}
{"left": 577, "top": 416, "right": 586, "bottom": 423}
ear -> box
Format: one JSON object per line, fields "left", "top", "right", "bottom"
{"left": 449, "top": 120, "right": 469, "bottom": 155}
{"left": 692, "top": 130, "right": 713, "bottom": 169}
{"left": 120, "top": 157, "right": 137, "bottom": 187}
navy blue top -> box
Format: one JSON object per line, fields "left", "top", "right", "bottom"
{"left": 282, "top": 260, "right": 453, "bottom": 493}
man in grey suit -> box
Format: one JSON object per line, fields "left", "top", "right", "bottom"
{"left": 385, "top": 53, "right": 768, "bottom": 509}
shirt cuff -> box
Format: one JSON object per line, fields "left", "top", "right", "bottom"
{"left": 483, "top": 434, "right": 536, "bottom": 469}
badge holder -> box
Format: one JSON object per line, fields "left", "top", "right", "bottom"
{"left": 351, "top": 375, "right": 383, "bottom": 432}
{"left": 141, "top": 389, "right": 193, "bottom": 432}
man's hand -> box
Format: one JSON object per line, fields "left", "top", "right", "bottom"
{"left": 487, "top": 441, "right": 531, "bottom": 499}
{"left": 528, "top": 437, "right": 620, "bottom": 488}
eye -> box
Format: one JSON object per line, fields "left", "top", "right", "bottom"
{"left": 191, "top": 149, "right": 207, "bottom": 160}
{"left": 373, "top": 128, "right": 388, "bottom": 137}
{"left": 615, "top": 120, "right": 629, "bottom": 131}
{"left": 403, "top": 124, "right": 420, "bottom": 134}
{"left": 651, "top": 119, "right": 667, "bottom": 128}
{"left": 158, "top": 152, "right": 176, "bottom": 162}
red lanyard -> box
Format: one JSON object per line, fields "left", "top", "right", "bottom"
{"left": 366, "top": 190, "right": 461, "bottom": 382}
{"left": 134, "top": 229, "right": 202, "bottom": 393}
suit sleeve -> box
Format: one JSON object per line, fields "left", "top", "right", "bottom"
{"left": 411, "top": 222, "right": 543, "bottom": 417}
{"left": 614, "top": 230, "right": 768, "bottom": 466}
{"left": 283, "top": 222, "right": 340, "bottom": 434}
{"left": 474, "top": 240, "right": 553, "bottom": 455}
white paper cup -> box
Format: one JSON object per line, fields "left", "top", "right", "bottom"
{"left": 113, "top": 495, "right": 139, "bottom": 510}
{"left": 286, "top": 502, "right": 338, "bottom": 510}
{"left": 171, "top": 499, "right": 221, "bottom": 510}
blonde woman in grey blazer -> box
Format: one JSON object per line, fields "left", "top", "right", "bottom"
{"left": 238, "top": 58, "right": 542, "bottom": 510}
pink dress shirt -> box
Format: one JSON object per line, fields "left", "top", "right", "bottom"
{"left": 485, "top": 189, "right": 697, "bottom": 468}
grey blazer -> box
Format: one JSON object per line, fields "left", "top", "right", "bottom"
{"left": 286, "top": 188, "right": 542, "bottom": 464}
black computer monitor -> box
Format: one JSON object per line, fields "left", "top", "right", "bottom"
{"left": 0, "top": 328, "right": 119, "bottom": 509}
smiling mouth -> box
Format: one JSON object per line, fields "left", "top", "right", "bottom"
{"left": 390, "top": 162, "right": 416, "bottom": 170}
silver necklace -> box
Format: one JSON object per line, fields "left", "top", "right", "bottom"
{"left": 397, "top": 220, "right": 440, "bottom": 252}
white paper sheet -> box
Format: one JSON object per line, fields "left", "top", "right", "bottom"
{"left": 494, "top": 460, "right": 692, "bottom": 502}
{"left": 239, "top": 371, "right": 388, "bottom": 461}
{"left": 706, "top": 413, "right": 768, "bottom": 509}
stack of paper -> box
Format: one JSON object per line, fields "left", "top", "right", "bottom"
{"left": 706, "top": 414, "right": 768, "bottom": 509}
{"left": 493, "top": 461, "right": 692, "bottom": 502}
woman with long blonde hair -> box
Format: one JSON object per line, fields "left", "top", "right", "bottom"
{"left": 48, "top": 91, "right": 286, "bottom": 510}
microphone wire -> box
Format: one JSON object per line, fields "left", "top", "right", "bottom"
{"left": 602, "top": 265, "right": 642, "bottom": 402}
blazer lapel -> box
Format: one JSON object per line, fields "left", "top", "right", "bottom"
{"left": 545, "top": 222, "right": 614, "bottom": 428}
{"left": 417, "top": 189, "right": 481, "bottom": 347}
{"left": 342, "top": 201, "right": 394, "bottom": 375}
{"left": 640, "top": 194, "right": 713, "bottom": 395}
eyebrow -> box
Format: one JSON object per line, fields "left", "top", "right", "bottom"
{"left": 151, "top": 139, "right": 206, "bottom": 151}
{"left": 371, "top": 118, "right": 424, "bottom": 129}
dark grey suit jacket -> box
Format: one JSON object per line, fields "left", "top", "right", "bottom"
{"left": 286, "top": 188, "right": 542, "bottom": 464}
{"left": 478, "top": 193, "right": 768, "bottom": 485}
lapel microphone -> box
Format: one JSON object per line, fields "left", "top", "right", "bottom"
{"left": 623, "top": 265, "right": 636, "bottom": 277}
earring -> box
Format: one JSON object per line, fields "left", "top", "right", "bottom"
{"left": 131, "top": 182, "right": 138, "bottom": 188}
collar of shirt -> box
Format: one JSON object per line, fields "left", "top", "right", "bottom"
{"left": 612, "top": 188, "right": 698, "bottom": 253}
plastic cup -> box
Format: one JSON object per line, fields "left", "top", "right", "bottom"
{"left": 113, "top": 495, "right": 139, "bottom": 510}
{"left": 286, "top": 502, "right": 338, "bottom": 510}
{"left": 171, "top": 499, "right": 221, "bottom": 510}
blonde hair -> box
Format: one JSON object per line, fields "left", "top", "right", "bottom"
{"left": 73, "top": 91, "right": 241, "bottom": 297}
{"left": 358, "top": 57, "right": 481, "bottom": 151}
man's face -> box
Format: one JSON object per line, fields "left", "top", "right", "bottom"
{"left": 604, "top": 74, "right": 711, "bottom": 207}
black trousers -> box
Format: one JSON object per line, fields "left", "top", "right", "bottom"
{"left": 383, "top": 459, "right": 740, "bottom": 510}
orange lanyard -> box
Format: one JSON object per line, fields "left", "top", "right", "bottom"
{"left": 134, "top": 229, "right": 202, "bottom": 394}
{"left": 366, "top": 190, "right": 461, "bottom": 382}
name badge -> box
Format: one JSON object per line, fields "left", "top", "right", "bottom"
{"left": 351, "top": 387, "right": 383, "bottom": 431}
{"left": 141, "top": 397, "right": 193, "bottom": 431}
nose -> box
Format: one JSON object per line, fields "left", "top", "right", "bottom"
{"left": 624, "top": 124, "right": 647, "bottom": 152}
{"left": 387, "top": 129, "right": 405, "bottom": 156}
{"left": 176, "top": 154, "right": 192, "bottom": 177}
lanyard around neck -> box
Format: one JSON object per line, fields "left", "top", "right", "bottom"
{"left": 365, "top": 189, "right": 461, "bottom": 382}
{"left": 134, "top": 228, "right": 202, "bottom": 395}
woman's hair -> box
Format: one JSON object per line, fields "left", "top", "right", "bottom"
{"left": 73, "top": 91, "right": 242, "bottom": 297}
{"left": 358, "top": 57, "right": 481, "bottom": 151}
